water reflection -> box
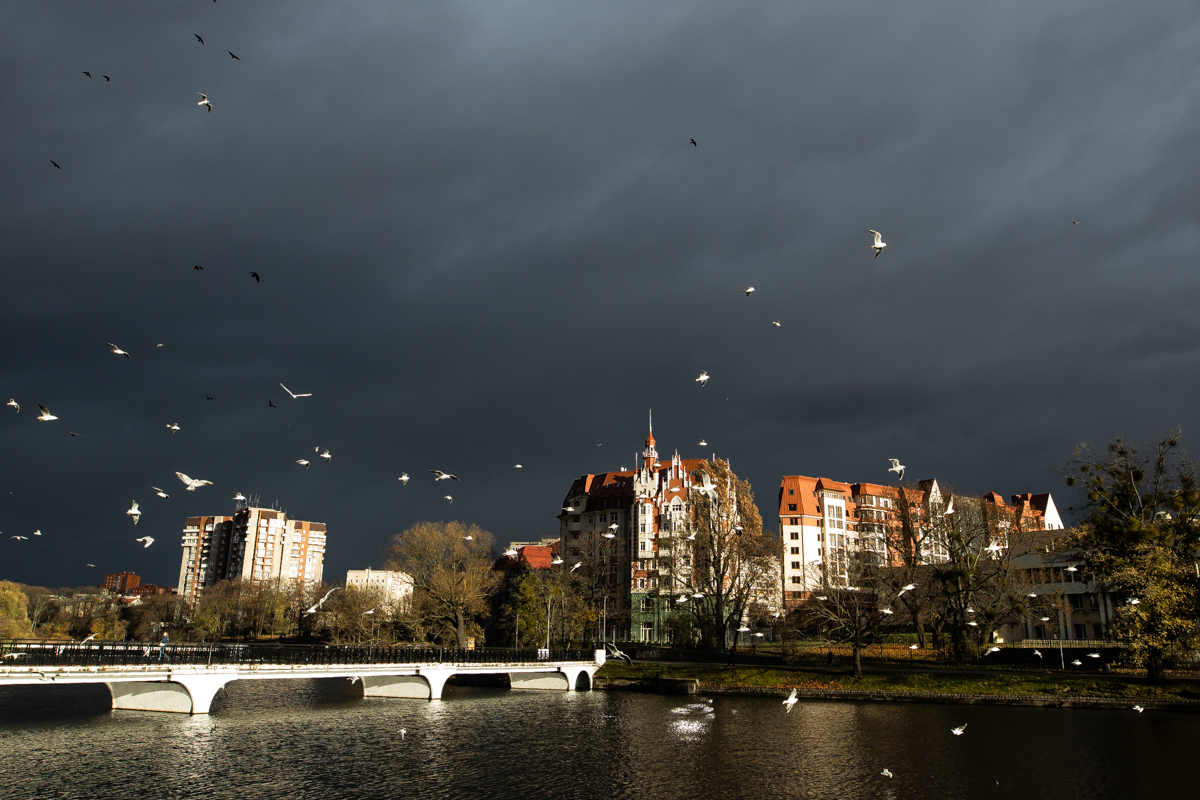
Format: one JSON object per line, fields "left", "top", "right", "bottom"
{"left": 0, "top": 679, "right": 1195, "bottom": 799}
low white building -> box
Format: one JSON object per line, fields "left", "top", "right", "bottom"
{"left": 345, "top": 568, "right": 413, "bottom": 608}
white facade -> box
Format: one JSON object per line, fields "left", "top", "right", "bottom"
{"left": 345, "top": 568, "right": 414, "bottom": 607}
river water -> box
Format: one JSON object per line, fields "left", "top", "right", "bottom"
{"left": 0, "top": 679, "right": 1192, "bottom": 799}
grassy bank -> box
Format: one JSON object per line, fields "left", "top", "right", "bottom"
{"left": 596, "top": 662, "right": 1200, "bottom": 702}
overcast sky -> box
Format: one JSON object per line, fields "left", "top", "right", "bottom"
{"left": 4, "top": 1, "right": 1200, "bottom": 589}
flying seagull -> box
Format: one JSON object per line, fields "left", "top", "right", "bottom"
{"left": 1071, "top": 659, "right": 1082, "bottom": 666}
{"left": 280, "top": 383, "right": 311, "bottom": 399}
{"left": 80, "top": 634, "right": 98, "bottom": 643}
{"left": 1033, "top": 650, "right": 1043, "bottom": 658}
{"left": 233, "top": 492, "right": 247, "bottom": 502}
{"left": 944, "top": 497, "right": 955, "bottom": 515}
{"left": 869, "top": 229, "right": 886, "bottom": 258}
{"left": 430, "top": 470, "right": 459, "bottom": 481}
{"left": 37, "top": 404, "right": 58, "bottom": 421}
{"left": 68, "top": 430, "right": 81, "bottom": 437}
{"left": 268, "top": 399, "right": 276, "bottom": 408}
{"left": 897, "top": 583, "right": 916, "bottom": 596}
{"left": 50, "top": 160, "right": 62, "bottom": 170}
{"left": 1133, "top": 705, "right": 1144, "bottom": 712}
{"left": 126, "top": 501, "right": 141, "bottom": 524}
{"left": 86, "top": 564, "right": 94, "bottom": 568}
{"left": 206, "top": 395, "right": 213, "bottom": 401}
{"left": 166, "top": 423, "right": 180, "bottom": 434}
{"left": 463, "top": 535, "right": 473, "bottom": 541}
{"left": 444, "top": 495, "right": 453, "bottom": 503}
{"left": 306, "top": 587, "right": 339, "bottom": 614}
{"left": 743, "top": 287, "right": 755, "bottom": 297}
{"left": 951, "top": 724, "right": 967, "bottom": 736}
{"left": 317, "top": 448, "right": 332, "bottom": 463}
{"left": 175, "top": 472, "right": 213, "bottom": 491}
{"left": 250, "top": 272, "right": 259, "bottom": 282}
{"left": 10, "top": 536, "right": 28, "bottom": 541}
{"left": 690, "top": 138, "right": 697, "bottom": 146}
{"left": 504, "top": 548, "right": 517, "bottom": 557}
{"left": 783, "top": 689, "right": 798, "bottom": 713}
{"left": 696, "top": 371, "right": 710, "bottom": 387}
{"left": 195, "top": 33, "right": 204, "bottom": 44}
{"left": 197, "top": 93, "right": 212, "bottom": 112}
{"left": 82, "top": 71, "right": 91, "bottom": 78}
{"left": 398, "top": 473, "right": 410, "bottom": 484}
{"left": 32, "top": 530, "right": 41, "bottom": 536}
{"left": 606, "top": 643, "right": 633, "bottom": 665}
{"left": 136, "top": 536, "right": 154, "bottom": 548}
{"left": 5, "top": 399, "right": 18, "bottom": 412}
{"left": 514, "top": 464, "right": 523, "bottom": 469}
{"left": 887, "top": 459, "right": 905, "bottom": 480}
{"left": 152, "top": 487, "right": 169, "bottom": 499}
{"left": 985, "top": 647, "right": 1000, "bottom": 655}
{"left": 698, "top": 439, "right": 707, "bottom": 446}
{"left": 194, "top": 265, "right": 204, "bottom": 271}
{"left": 771, "top": 320, "right": 781, "bottom": 327}
{"left": 103, "top": 75, "right": 110, "bottom": 81}
{"left": 105, "top": 342, "right": 131, "bottom": 359}
{"left": 228, "top": 51, "right": 240, "bottom": 60}
{"left": 296, "top": 459, "right": 310, "bottom": 468}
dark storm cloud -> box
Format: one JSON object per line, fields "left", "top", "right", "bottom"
{"left": 4, "top": 1, "right": 1200, "bottom": 586}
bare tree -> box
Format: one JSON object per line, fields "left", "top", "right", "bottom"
{"left": 801, "top": 554, "right": 889, "bottom": 678}
{"left": 385, "top": 520, "right": 500, "bottom": 647}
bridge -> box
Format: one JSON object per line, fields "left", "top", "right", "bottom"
{"left": 0, "top": 641, "right": 605, "bottom": 714}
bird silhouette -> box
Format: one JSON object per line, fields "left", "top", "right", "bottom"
{"left": 194, "top": 265, "right": 203, "bottom": 271}
{"left": 205, "top": 395, "right": 214, "bottom": 401}
{"left": 195, "top": 34, "right": 204, "bottom": 44}
{"left": 229, "top": 51, "right": 240, "bottom": 60}
{"left": 250, "top": 272, "right": 260, "bottom": 282}
{"left": 690, "top": 138, "right": 697, "bottom": 146}
{"left": 268, "top": 399, "right": 277, "bottom": 408}
{"left": 68, "top": 431, "right": 81, "bottom": 437}
{"left": 82, "top": 71, "right": 91, "bottom": 78}
{"left": 50, "top": 160, "right": 61, "bottom": 170}
{"left": 103, "top": 75, "right": 110, "bottom": 82}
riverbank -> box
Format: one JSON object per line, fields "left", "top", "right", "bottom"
{"left": 594, "top": 662, "right": 1200, "bottom": 710}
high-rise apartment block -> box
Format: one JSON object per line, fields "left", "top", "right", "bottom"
{"left": 178, "top": 506, "right": 327, "bottom": 606}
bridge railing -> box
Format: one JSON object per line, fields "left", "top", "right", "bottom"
{"left": 0, "top": 641, "right": 596, "bottom": 669}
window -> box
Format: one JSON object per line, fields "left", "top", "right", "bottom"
{"left": 573, "top": 516, "right": 580, "bottom": 522}
{"left": 790, "top": 546, "right": 799, "bottom": 555}
{"left": 639, "top": 541, "right": 645, "bottom": 550}
{"left": 788, "top": 504, "right": 797, "bottom": 511}
{"left": 791, "top": 561, "right": 800, "bottom": 570}
{"left": 637, "top": 578, "right": 646, "bottom": 589}
{"left": 599, "top": 514, "right": 606, "bottom": 522}
{"left": 790, "top": 576, "right": 802, "bottom": 584}
{"left": 1073, "top": 623, "right": 1087, "bottom": 640}
{"left": 571, "top": 532, "right": 579, "bottom": 539}
{"left": 790, "top": 531, "right": 799, "bottom": 540}
{"left": 589, "top": 516, "right": 594, "bottom": 523}
{"left": 788, "top": 489, "right": 794, "bottom": 495}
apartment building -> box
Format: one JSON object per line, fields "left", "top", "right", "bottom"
{"left": 177, "top": 506, "right": 327, "bottom": 606}
{"left": 345, "top": 568, "right": 413, "bottom": 607}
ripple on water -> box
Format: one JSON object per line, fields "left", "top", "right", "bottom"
{"left": 0, "top": 680, "right": 1197, "bottom": 800}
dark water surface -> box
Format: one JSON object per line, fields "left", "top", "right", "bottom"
{"left": 0, "top": 680, "right": 1192, "bottom": 799}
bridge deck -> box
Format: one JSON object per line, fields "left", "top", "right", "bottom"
{"left": 0, "top": 642, "right": 605, "bottom": 714}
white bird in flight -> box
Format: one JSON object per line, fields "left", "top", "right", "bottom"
{"left": 297, "top": 459, "right": 310, "bottom": 468}
{"left": 233, "top": 492, "right": 247, "bottom": 502}
{"left": 887, "top": 459, "right": 904, "bottom": 480}
{"left": 37, "top": 404, "right": 58, "bottom": 422}
{"left": 698, "top": 439, "right": 707, "bottom": 446}
{"left": 175, "top": 472, "right": 213, "bottom": 491}
{"left": 570, "top": 562, "right": 582, "bottom": 572}
{"left": 1033, "top": 650, "right": 1042, "bottom": 658}
{"left": 152, "top": 487, "right": 169, "bottom": 499}
{"left": 306, "top": 586, "right": 339, "bottom": 614}
{"left": 80, "top": 634, "right": 98, "bottom": 644}
{"left": 944, "top": 497, "right": 955, "bottom": 515}
{"left": 951, "top": 723, "right": 967, "bottom": 736}
{"left": 318, "top": 448, "right": 332, "bottom": 463}
{"left": 743, "top": 287, "right": 755, "bottom": 297}
{"left": 783, "top": 689, "right": 798, "bottom": 713}
{"left": 280, "top": 383, "right": 311, "bottom": 399}
{"left": 869, "top": 229, "right": 886, "bottom": 258}
{"left": 880, "top": 769, "right": 893, "bottom": 778}
{"left": 5, "top": 399, "right": 18, "bottom": 413}
{"left": 514, "top": 464, "right": 523, "bottom": 469}
{"left": 126, "top": 500, "right": 141, "bottom": 524}
{"left": 166, "top": 423, "right": 180, "bottom": 434}
{"left": 696, "top": 371, "right": 710, "bottom": 387}
{"left": 1133, "top": 705, "right": 1144, "bottom": 713}
{"left": 552, "top": 556, "right": 564, "bottom": 565}
{"left": 897, "top": 583, "right": 916, "bottom": 596}
{"left": 431, "top": 470, "right": 458, "bottom": 481}
{"left": 197, "top": 92, "right": 212, "bottom": 112}
{"left": 881, "top": 607, "right": 894, "bottom": 615}
{"left": 105, "top": 342, "right": 131, "bottom": 359}
{"left": 771, "top": 321, "right": 781, "bottom": 328}
{"left": 695, "top": 472, "right": 719, "bottom": 501}
{"left": 985, "top": 646, "right": 1000, "bottom": 655}
{"left": 398, "top": 473, "right": 410, "bottom": 484}
{"left": 10, "top": 535, "right": 28, "bottom": 541}
{"left": 136, "top": 536, "right": 154, "bottom": 548}
{"left": 1071, "top": 659, "right": 1082, "bottom": 666}
{"left": 503, "top": 548, "right": 517, "bottom": 558}
{"left": 463, "top": 535, "right": 473, "bottom": 541}
{"left": 32, "top": 530, "right": 41, "bottom": 536}
{"left": 443, "top": 495, "right": 453, "bottom": 503}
